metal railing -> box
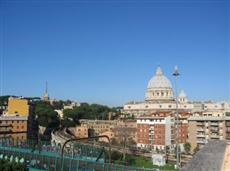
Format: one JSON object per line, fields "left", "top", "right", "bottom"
{"left": 0, "top": 137, "right": 174, "bottom": 171}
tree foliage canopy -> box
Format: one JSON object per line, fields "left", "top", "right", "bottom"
{"left": 34, "top": 101, "right": 60, "bottom": 128}
{"left": 184, "top": 142, "right": 191, "bottom": 154}
{"left": 52, "top": 100, "right": 64, "bottom": 110}
{"left": 65, "top": 103, "right": 117, "bottom": 119}
{"left": 61, "top": 103, "right": 119, "bottom": 127}
{"left": 0, "top": 159, "right": 26, "bottom": 171}
{"left": 0, "top": 96, "right": 12, "bottom": 106}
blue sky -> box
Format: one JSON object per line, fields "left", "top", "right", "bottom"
{"left": 0, "top": 0, "right": 229, "bottom": 106}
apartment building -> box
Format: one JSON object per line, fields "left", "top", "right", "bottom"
{"left": 71, "top": 124, "right": 88, "bottom": 138}
{"left": 188, "top": 116, "right": 230, "bottom": 151}
{"left": 77, "top": 119, "right": 137, "bottom": 143}
{"left": 80, "top": 119, "right": 114, "bottom": 134}
{"left": 136, "top": 115, "right": 188, "bottom": 151}
{"left": 0, "top": 116, "right": 28, "bottom": 141}
{"left": 0, "top": 97, "right": 37, "bottom": 142}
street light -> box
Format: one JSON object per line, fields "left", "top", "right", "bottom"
{"left": 173, "top": 65, "right": 180, "bottom": 169}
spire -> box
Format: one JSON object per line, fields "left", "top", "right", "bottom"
{"left": 43, "top": 81, "right": 49, "bottom": 101}
{"left": 156, "top": 66, "right": 163, "bottom": 76}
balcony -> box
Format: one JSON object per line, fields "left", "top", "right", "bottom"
{"left": 197, "top": 140, "right": 206, "bottom": 144}
{"left": 197, "top": 134, "right": 205, "bottom": 138}
{"left": 211, "top": 128, "right": 219, "bottom": 132}
{"left": 225, "top": 121, "right": 230, "bottom": 127}
{"left": 197, "top": 128, "right": 205, "bottom": 132}
{"left": 210, "top": 122, "right": 219, "bottom": 126}
{"left": 149, "top": 138, "right": 155, "bottom": 141}
{"left": 210, "top": 134, "right": 220, "bottom": 139}
{"left": 226, "top": 128, "right": 230, "bottom": 133}
{"left": 149, "top": 127, "right": 154, "bottom": 131}
{"left": 197, "top": 122, "right": 204, "bottom": 126}
{"left": 226, "top": 133, "right": 230, "bottom": 140}
{"left": 149, "top": 134, "right": 154, "bottom": 138}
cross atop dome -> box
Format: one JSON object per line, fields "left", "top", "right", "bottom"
{"left": 179, "top": 90, "right": 187, "bottom": 98}
{"left": 156, "top": 66, "right": 163, "bottom": 76}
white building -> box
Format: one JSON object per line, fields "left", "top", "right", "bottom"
{"left": 123, "top": 66, "right": 230, "bottom": 117}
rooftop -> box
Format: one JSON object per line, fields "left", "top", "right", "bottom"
{"left": 181, "top": 140, "right": 228, "bottom": 171}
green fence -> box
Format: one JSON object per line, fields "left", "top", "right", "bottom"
{"left": 0, "top": 138, "right": 169, "bottom": 171}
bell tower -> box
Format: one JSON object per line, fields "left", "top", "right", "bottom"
{"left": 43, "top": 81, "right": 49, "bottom": 101}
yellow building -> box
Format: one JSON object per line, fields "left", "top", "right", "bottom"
{"left": 8, "top": 97, "right": 30, "bottom": 116}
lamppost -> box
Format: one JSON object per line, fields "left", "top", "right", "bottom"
{"left": 173, "top": 65, "right": 180, "bottom": 169}
{"left": 123, "top": 113, "right": 127, "bottom": 163}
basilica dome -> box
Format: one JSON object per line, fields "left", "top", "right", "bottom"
{"left": 147, "top": 67, "right": 172, "bottom": 89}
{"left": 145, "top": 67, "right": 174, "bottom": 101}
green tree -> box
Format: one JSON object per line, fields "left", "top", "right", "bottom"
{"left": 61, "top": 108, "right": 80, "bottom": 127}
{"left": 52, "top": 100, "right": 64, "bottom": 110}
{"left": 61, "top": 103, "right": 121, "bottom": 126}
{"left": 61, "top": 118, "right": 76, "bottom": 127}
{"left": 184, "top": 142, "right": 191, "bottom": 154}
{"left": 0, "top": 95, "right": 11, "bottom": 106}
{"left": 34, "top": 101, "right": 60, "bottom": 128}
{"left": 193, "top": 146, "right": 199, "bottom": 154}
{"left": 0, "top": 159, "right": 26, "bottom": 171}
{"left": 111, "top": 151, "right": 123, "bottom": 161}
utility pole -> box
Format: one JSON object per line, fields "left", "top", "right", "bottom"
{"left": 173, "top": 65, "right": 180, "bottom": 169}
